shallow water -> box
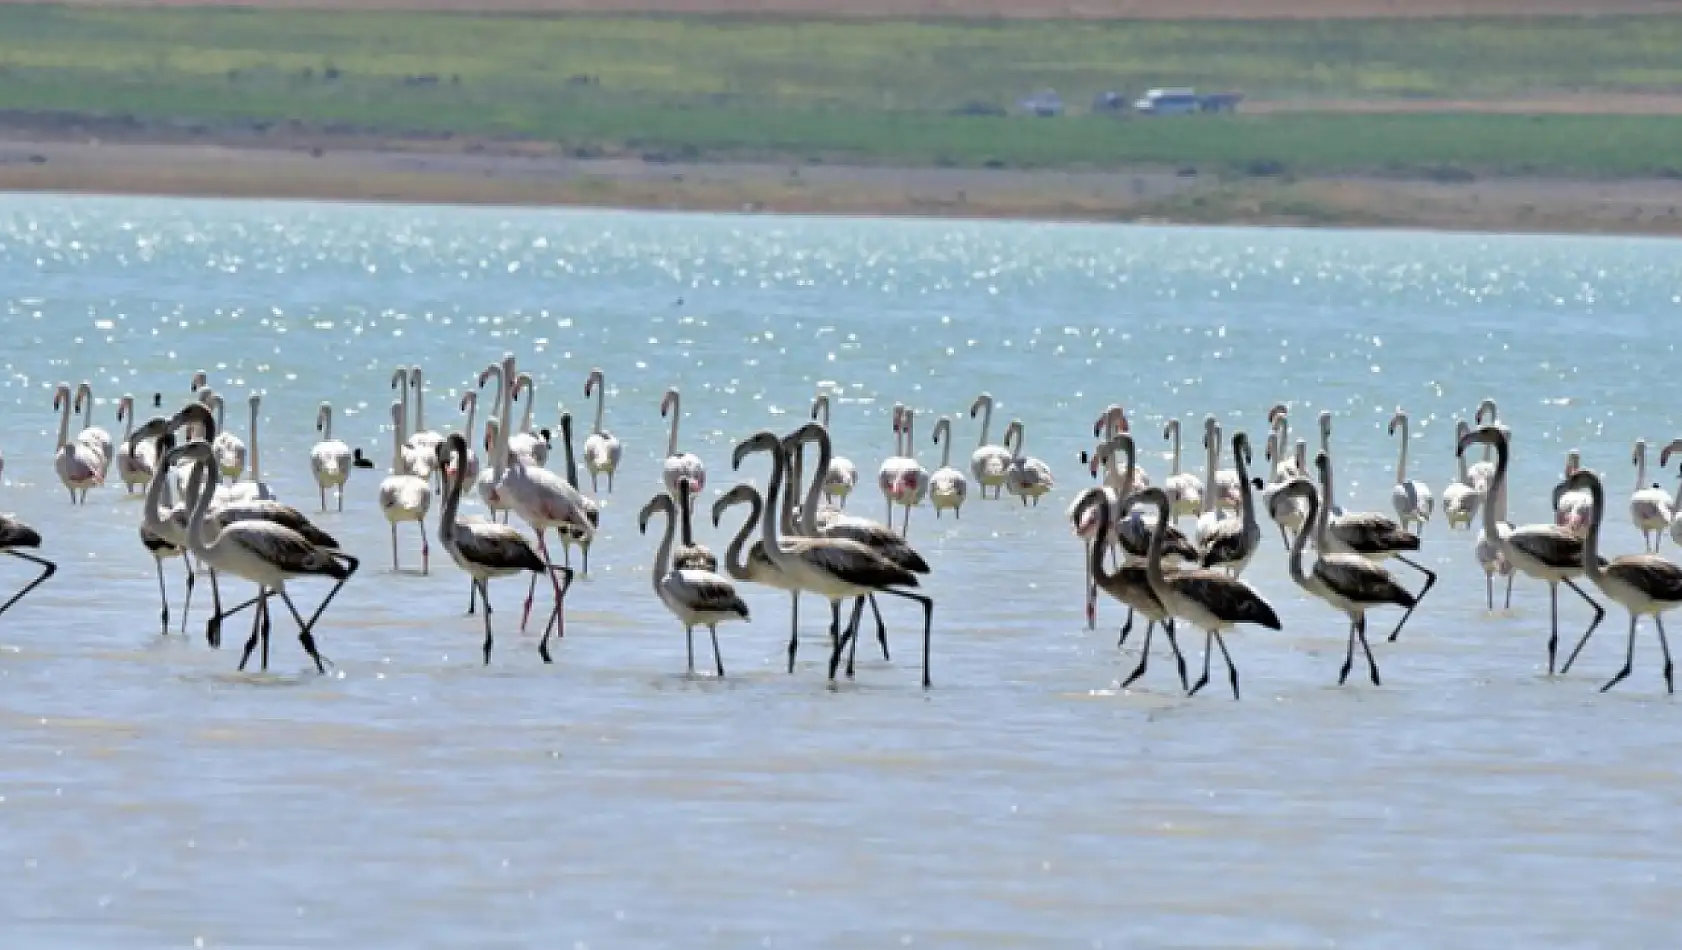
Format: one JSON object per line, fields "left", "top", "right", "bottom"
{"left": 2, "top": 195, "right": 1682, "bottom": 947}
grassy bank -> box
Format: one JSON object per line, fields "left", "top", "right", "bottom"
{"left": 2, "top": 5, "right": 1682, "bottom": 175}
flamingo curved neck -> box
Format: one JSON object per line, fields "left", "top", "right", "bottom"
{"left": 1117, "top": 437, "right": 1137, "bottom": 498}
{"left": 1167, "top": 421, "right": 1181, "bottom": 476}
{"left": 248, "top": 399, "right": 262, "bottom": 483}
{"left": 55, "top": 391, "right": 71, "bottom": 450}
{"left": 1321, "top": 450, "right": 1343, "bottom": 520}
{"left": 1142, "top": 491, "right": 1172, "bottom": 591}
{"left": 413, "top": 371, "right": 427, "bottom": 433}
{"left": 1234, "top": 440, "right": 1258, "bottom": 537}
{"left": 1088, "top": 499, "right": 1118, "bottom": 587}
{"left": 754, "top": 439, "right": 801, "bottom": 572}
{"left": 665, "top": 394, "right": 681, "bottom": 456}
{"left": 1634, "top": 443, "right": 1648, "bottom": 492}
{"left": 440, "top": 442, "right": 467, "bottom": 541}
{"left": 561, "top": 423, "right": 580, "bottom": 488}
{"left": 902, "top": 412, "right": 918, "bottom": 463}
{"left": 651, "top": 501, "right": 676, "bottom": 589}
{"left": 1479, "top": 433, "right": 1511, "bottom": 541}
{"left": 1580, "top": 477, "right": 1608, "bottom": 585}
{"left": 518, "top": 377, "right": 536, "bottom": 433}
{"left": 591, "top": 378, "right": 607, "bottom": 434}
{"left": 1289, "top": 486, "right": 1319, "bottom": 590}
{"left": 461, "top": 398, "right": 476, "bottom": 452}
{"left": 142, "top": 443, "right": 174, "bottom": 536}
{"left": 1394, "top": 416, "right": 1410, "bottom": 483}
{"left": 1455, "top": 426, "right": 1470, "bottom": 481}
{"left": 1203, "top": 426, "right": 1219, "bottom": 515}
{"left": 934, "top": 420, "right": 952, "bottom": 468}
{"left": 722, "top": 492, "right": 762, "bottom": 580}
{"left": 183, "top": 454, "right": 219, "bottom": 562}
{"left": 800, "top": 427, "right": 832, "bottom": 537}
{"left": 486, "top": 367, "right": 512, "bottom": 482}
{"left": 394, "top": 376, "right": 411, "bottom": 438}
{"left": 975, "top": 398, "right": 993, "bottom": 447}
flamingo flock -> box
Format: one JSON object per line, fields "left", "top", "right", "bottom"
{"left": 7, "top": 371, "right": 1682, "bottom": 698}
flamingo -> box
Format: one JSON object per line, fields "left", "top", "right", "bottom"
{"left": 660, "top": 387, "right": 706, "bottom": 513}
{"left": 1629, "top": 439, "right": 1673, "bottom": 552}
{"left": 967, "top": 393, "right": 1012, "bottom": 500}
{"left": 1555, "top": 469, "right": 1682, "bottom": 693}
{"left": 582, "top": 368, "right": 623, "bottom": 493}
{"left": 309, "top": 402, "right": 354, "bottom": 512}
{"left": 1162, "top": 419, "right": 1205, "bottom": 521}
{"left": 1277, "top": 474, "right": 1415, "bottom": 687}
{"left": 168, "top": 441, "right": 356, "bottom": 674}
{"left": 136, "top": 429, "right": 193, "bottom": 633}
{"left": 877, "top": 404, "right": 912, "bottom": 521}
{"left": 928, "top": 416, "right": 969, "bottom": 519}
{"left": 1002, "top": 419, "right": 1052, "bottom": 507}
{"left": 887, "top": 407, "right": 931, "bottom": 530}
{"left": 0, "top": 512, "right": 54, "bottom": 622}
{"left": 1136, "top": 486, "right": 1281, "bottom": 699}
{"left": 1441, "top": 419, "right": 1484, "bottom": 531}
{"left": 713, "top": 482, "right": 807, "bottom": 673}
{"left": 434, "top": 434, "right": 567, "bottom": 664}
{"left": 639, "top": 491, "right": 749, "bottom": 678}
{"left": 72, "top": 381, "right": 113, "bottom": 482}
{"left": 1388, "top": 410, "right": 1434, "bottom": 536}
{"left": 1315, "top": 447, "right": 1436, "bottom": 643}
{"left": 811, "top": 394, "right": 858, "bottom": 507}
{"left": 1458, "top": 425, "right": 1604, "bottom": 674}
{"left": 788, "top": 421, "right": 925, "bottom": 671}
{"left": 114, "top": 394, "right": 157, "bottom": 494}
{"left": 1315, "top": 411, "right": 1346, "bottom": 519}
{"left": 378, "top": 400, "right": 433, "bottom": 574}
{"left": 1196, "top": 431, "right": 1262, "bottom": 578}
{"left": 1071, "top": 485, "right": 1188, "bottom": 692}
{"left": 732, "top": 428, "right": 932, "bottom": 687}
{"left": 480, "top": 355, "right": 593, "bottom": 643}
{"left": 52, "top": 382, "right": 104, "bottom": 504}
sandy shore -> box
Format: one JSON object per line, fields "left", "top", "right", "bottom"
{"left": 4, "top": 134, "right": 1682, "bottom": 236}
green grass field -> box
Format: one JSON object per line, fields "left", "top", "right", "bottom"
{"left": 2, "top": 5, "right": 1682, "bottom": 175}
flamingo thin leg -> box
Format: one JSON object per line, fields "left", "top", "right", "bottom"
{"left": 1558, "top": 578, "right": 1607, "bottom": 674}
{"left": 1384, "top": 555, "right": 1436, "bottom": 643}
{"left": 0, "top": 550, "right": 56, "bottom": 618}
{"left": 535, "top": 564, "right": 574, "bottom": 664}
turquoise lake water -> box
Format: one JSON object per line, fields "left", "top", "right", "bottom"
{"left": 2, "top": 194, "right": 1682, "bottom": 946}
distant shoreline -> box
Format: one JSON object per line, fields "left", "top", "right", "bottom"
{"left": 4, "top": 134, "right": 1682, "bottom": 237}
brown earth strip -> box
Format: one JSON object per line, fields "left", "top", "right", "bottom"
{"left": 6, "top": 135, "right": 1682, "bottom": 237}
{"left": 15, "top": 0, "right": 1682, "bottom": 18}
